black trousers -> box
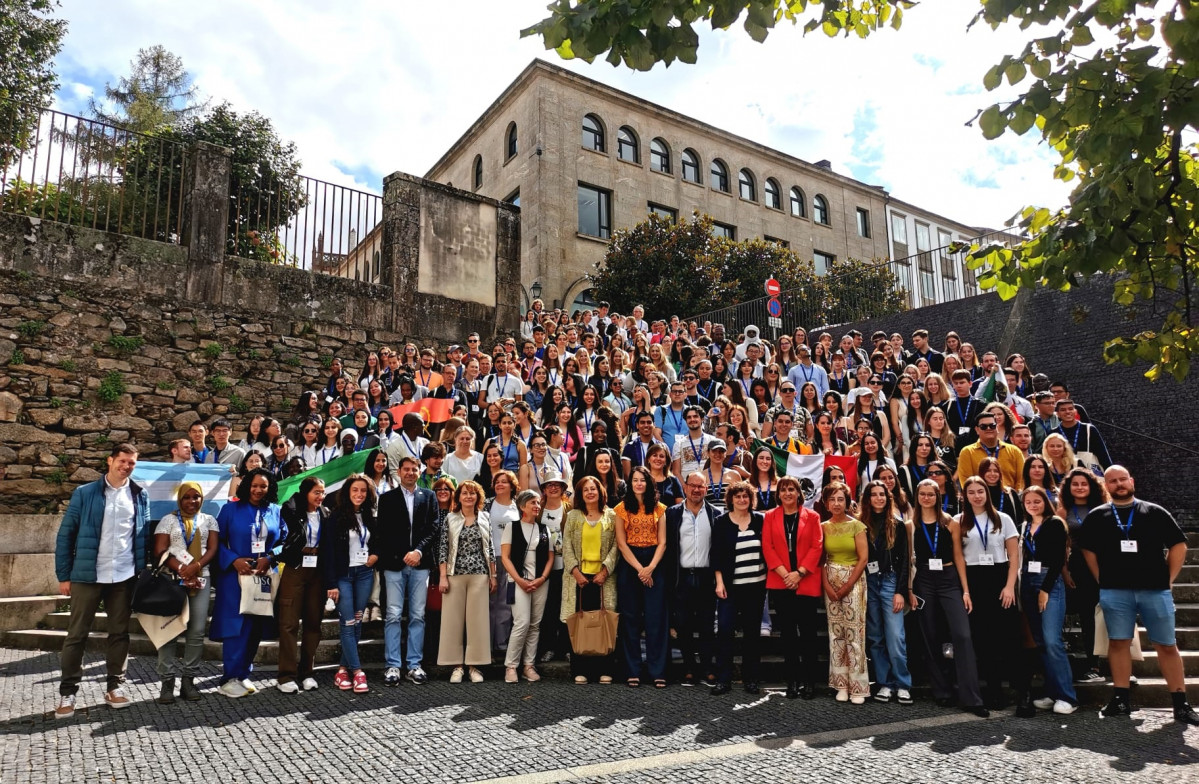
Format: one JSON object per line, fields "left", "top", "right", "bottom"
{"left": 966, "top": 564, "right": 1024, "bottom": 698}
{"left": 673, "top": 568, "right": 716, "bottom": 679}
{"left": 770, "top": 589, "right": 822, "bottom": 687}
{"left": 716, "top": 582, "right": 767, "bottom": 684}
{"left": 1066, "top": 551, "right": 1100, "bottom": 670}
{"left": 913, "top": 568, "right": 983, "bottom": 706}
{"left": 539, "top": 568, "right": 570, "bottom": 658}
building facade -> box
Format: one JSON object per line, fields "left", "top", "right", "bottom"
{"left": 427, "top": 59, "right": 991, "bottom": 313}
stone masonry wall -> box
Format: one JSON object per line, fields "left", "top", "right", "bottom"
{"left": 831, "top": 279, "right": 1199, "bottom": 527}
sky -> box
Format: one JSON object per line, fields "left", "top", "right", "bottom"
{"left": 48, "top": 0, "right": 1073, "bottom": 231}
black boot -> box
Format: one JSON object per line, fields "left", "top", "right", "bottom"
{"left": 1173, "top": 692, "right": 1199, "bottom": 725}
{"left": 158, "top": 677, "right": 176, "bottom": 705}
{"left": 180, "top": 676, "right": 202, "bottom": 702}
{"left": 1015, "top": 692, "right": 1036, "bottom": 718}
{"left": 786, "top": 682, "right": 799, "bottom": 699}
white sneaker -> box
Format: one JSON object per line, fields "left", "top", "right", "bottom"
{"left": 302, "top": 678, "right": 319, "bottom": 691}
{"left": 450, "top": 667, "right": 465, "bottom": 683}
{"left": 277, "top": 680, "right": 300, "bottom": 694}
{"left": 1033, "top": 697, "right": 1055, "bottom": 710}
{"left": 835, "top": 689, "right": 849, "bottom": 702}
{"left": 1053, "top": 700, "right": 1078, "bottom": 715}
{"left": 850, "top": 695, "right": 866, "bottom": 705}
{"left": 55, "top": 694, "right": 76, "bottom": 720}
{"left": 469, "top": 667, "right": 484, "bottom": 683}
{"left": 219, "top": 680, "right": 249, "bottom": 699}
{"left": 760, "top": 624, "right": 772, "bottom": 637}
{"left": 241, "top": 679, "right": 257, "bottom": 694}
{"left": 897, "top": 688, "right": 913, "bottom": 705}
{"left": 874, "top": 686, "right": 893, "bottom": 703}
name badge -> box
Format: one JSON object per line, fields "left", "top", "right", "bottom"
{"left": 866, "top": 561, "right": 880, "bottom": 574}
{"left": 1027, "top": 560, "right": 1042, "bottom": 573}
{"left": 349, "top": 547, "right": 368, "bottom": 567}
{"left": 195, "top": 577, "right": 207, "bottom": 590}
{"left": 251, "top": 539, "right": 265, "bottom": 554}
{"left": 978, "top": 554, "right": 995, "bottom": 566}
{"left": 325, "top": 395, "right": 334, "bottom": 404}
{"left": 928, "top": 558, "right": 943, "bottom": 571}
{"left": 302, "top": 555, "right": 318, "bottom": 568}
{"left": 472, "top": 405, "right": 480, "bottom": 413}
{"left": 1120, "top": 540, "right": 1138, "bottom": 553}
{"left": 174, "top": 549, "right": 194, "bottom": 566}
{"left": 958, "top": 427, "right": 971, "bottom": 435}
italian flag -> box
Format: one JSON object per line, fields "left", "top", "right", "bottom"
{"left": 277, "top": 449, "right": 372, "bottom": 505}
{"left": 752, "top": 440, "right": 859, "bottom": 509}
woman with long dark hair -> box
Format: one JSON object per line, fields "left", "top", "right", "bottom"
{"left": 926, "top": 459, "right": 959, "bottom": 517}
{"left": 821, "top": 481, "right": 870, "bottom": 704}
{"left": 322, "top": 474, "right": 379, "bottom": 694}
{"left": 1056, "top": 467, "right": 1110, "bottom": 685}
{"left": 614, "top": 466, "right": 668, "bottom": 688}
{"left": 711, "top": 481, "right": 768, "bottom": 695}
{"left": 644, "top": 442, "right": 684, "bottom": 508}
{"left": 276, "top": 476, "right": 330, "bottom": 694}
{"left": 909, "top": 479, "right": 988, "bottom": 717}
{"left": 860, "top": 480, "right": 912, "bottom": 704}
{"left": 211, "top": 468, "right": 285, "bottom": 698}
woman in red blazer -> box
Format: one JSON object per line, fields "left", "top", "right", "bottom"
{"left": 763, "top": 475, "right": 825, "bottom": 700}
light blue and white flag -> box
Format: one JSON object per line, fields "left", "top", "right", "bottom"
{"left": 132, "top": 461, "right": 234, "bottom": 521}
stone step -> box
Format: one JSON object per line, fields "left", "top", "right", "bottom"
{"left": 1178, "top": 564, "right": 1199, "bottom": 580}
{"left": 1174, "top": 584, "right": 1199, "bottom": 603}
{"left": 1176, "top": 604, "right": 1199, "bottom": 626}
{"left": 1130, "top": 650, "right": 1199, "bottom": 678}
{"left": 0, "top": 595, "right": 66, "bottom": 632}
{"left": 1063, "top": 626, "right": 1199, "bottom": 651}
{"left": 1188, "top": 531, "right": 1199, "bottom": 548}
{"left": 40, "top": 611, "right": 353, "bottom": 641}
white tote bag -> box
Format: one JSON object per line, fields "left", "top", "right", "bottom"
{"left": 238, "top": 568, "right": 280, "bottom": 617}
{"left": 136, "top": 602, "right": 190, "bottom": 650}
{"left": 1093, "top": 605, "right": 1144, "bottom": 661}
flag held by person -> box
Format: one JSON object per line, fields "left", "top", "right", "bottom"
{"left": 753, "top": 440, "right": 858, "bottom": 508}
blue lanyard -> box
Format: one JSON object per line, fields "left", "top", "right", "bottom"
{"left": 920, "top": 522, "right": 939, "bottom": 555}
{"left": 799, "top": 364, "right": 814, "bottom": 383}
{"left": 996, "top": 492, "right": 1006, "bottom": 514}
{"left": 356, "top": 523, "right": 368, "bottom": 550}
{"left": 501, "top": 437, "right": 515, "bottom": 466}
{"left": 688, "top": 434, "right": 703, "bottom": 463}
{"left": 321, "top": 446, "right": 336, "bottom": 463}
{"left": 954, "top": 395, "right": 972, "bottom": 424}
{"left": 582, "top": 409, "right": 594, "bottom": 433}
{"left": 707, "top": 468, "right": 723, "bottom": 500}
{"left": 983, "top": 443, "right": 999, "bottom": 459}
{"left": 252, "top": 510, "right": 265, "bottom": 542}
{"left": 177, "top": 512, "right": 198, "bottom": 549}
{"left": 418, "top": 369, "right": 432, "bottom": 387}
{"left": 1068, "top": 505, "right": 1085, "bottom": 528}
{"left": 1067, "top": 423, "right": 1083, "bottom": 451}
{"left": 192, "top": 447, "right": 209, "bottom": 463}
{"left": 639, "top": 439, "right": 652, "bottom": 465}
{"left": 758, "top": 485, "right": 772, "bottom": 508}
{"left": 668, "top": 407, "right": 683, "bottom": 433}
{"left": 913, "top": 465, "right": 927, "bottom": 481}
{"left": 972, "top": 513, "right": 988, "bottom": 551}
{"left": 1111, "top": 503, "right": 1134, "bottom": 539}
{"left": 495, "top": 374, "right": 508, "bottom": 398}
{"left": 740, "top": 378, "right": 752, "bottom": 398}
{"left": 1023, "top": 524, "right": 1037, "bottom": 556}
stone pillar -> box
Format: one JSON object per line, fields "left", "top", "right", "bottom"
{"left": 183, "top": 141, "right": 232, "bottom": 303}
{"left": 494, "top": 204, "right": 522, "bottom": 337}
{"left": 381, "top": 171, "right": 421, "bottom": 335}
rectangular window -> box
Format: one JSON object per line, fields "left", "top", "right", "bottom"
{"left": 937, "top": 229, "right": 957, "bottom": 301}
{"left": 915, "top": 222, "right": 935, "bottom": 305}
{"left": 504, "top": 188, "right": 520, "bottom": 207}
{"left": 893, "top": 260, "right": 913, "bottom": 308}
{"left": 890, "top": 212, "right": 908, "bottom": 259}
{"left": 712, "top": 221, "right": 735, "bottom": 240}
{"left": 764, "top": 235, "right": 789, "bottom": 248}
{"left": 813, "top": 250, "right": 835, "bottom": 275}
{"left": 856, "top": 208, "right": 871, "bottom": 238}
{"left": 648, "top": 202, "right": 677, "bottom": 222}
{"left": 577, "top": 183, "right": 612, "bottom": 239}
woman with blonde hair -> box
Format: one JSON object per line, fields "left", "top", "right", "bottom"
{"left": 923, "top": 373, "right": 951, "bottom": 406}
{"left": 439, "top": 480, "right": 497, "bottom": 683}
{"left": 648, "top": 342, "right": 676, "bottom": 384}
{"left": 1041, "top": 433, "right": 1077, "bottom": 487}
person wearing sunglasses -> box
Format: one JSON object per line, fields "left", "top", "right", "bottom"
{"left": 956, "top": 412, "right": 1026, "bottom": 491}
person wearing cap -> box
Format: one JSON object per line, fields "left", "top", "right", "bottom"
{"left": 700, "top": 441, "right": 739, "bottom": 513}
{"left": 786, "top": 344, "right": 829, "bottom": 398}
{"left": 536, "top": 470, "right": 572, "bottom": 663}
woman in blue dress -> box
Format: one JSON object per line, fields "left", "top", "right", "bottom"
{"left": 211, "top": 468, "right": 286, "bottom": 699}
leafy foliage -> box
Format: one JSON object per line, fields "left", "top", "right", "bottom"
{"left": 86, "top": 45, "right": 206, "bottom": 135}
{"left": 526, "top": 0, "right": 1199, "bottom": 382}
{"left": 0, "top": 0, "right": 66, "bottom": 167}
{"left": 592, "top": 212, "right": 906, "bottom": 325}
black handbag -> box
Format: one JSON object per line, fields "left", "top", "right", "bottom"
{"left": 131, "top": 552, "right": 188, "bottom": 616}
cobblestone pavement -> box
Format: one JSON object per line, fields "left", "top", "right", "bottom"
{"left": 0, "top": 648, "right": 1195, "bottom": 784}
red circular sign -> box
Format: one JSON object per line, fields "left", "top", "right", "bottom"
{"left": 764, "top": 277, "right": 781, "bottom": 296}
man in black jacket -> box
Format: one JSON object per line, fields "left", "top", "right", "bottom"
{"left": 375, "top": 456, "right": 439, "bottom": 686}
{"left": 665, "top": 472, "right": 720, "bottom": 686}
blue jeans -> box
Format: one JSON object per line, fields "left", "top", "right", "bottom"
{"left": 1021, "top": 570, "right": 1077, "bottom": 705}
{"left": 336, "top": 565, "right": 375, "bottom": 671}
{"left": 384, "top": 566, "right": 430, "bottom": 670}
{"left": 866, "top": 572, "right": 912, "bottom": 690}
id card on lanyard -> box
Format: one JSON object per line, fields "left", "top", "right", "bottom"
{"left": 349, "top": 525, "right": 369, "bottom": 566}
{"left": 251, "top": 510, "right": 266, "bottom": 554}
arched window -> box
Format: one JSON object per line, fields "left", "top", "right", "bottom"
{"left": 681, "top": 149, "right": 701, "bottom": 183}
{"left": 710, "top": 159, "right": 730, "bottom": 192}
{"left": 372, "top": 249, "right": 381, "bottom": 278}
{"left": 790, "top": 187, "right": 806, "bottom": 218}
{"left": 813, "top": 194, "right": 830, "bottom": 225}
{"left": 506, "top": 122, "right": 517, "bottom": 159}
{"left": 472, "top": 155, "right": 483, "bottom": 190}
{"left": 738, "top": 168, "right": 756, "bottom": 201}
{"left": 582, "top": 114, "right": 605, "bottom": 152}
{"left": 617, "top": 126, "right": 639, "bottom": 162}
{"left": 650, "top": 138, "right": 671, "bottom": 174}
{"left": 764, "top": 178, "right": 781, "bottom": 210}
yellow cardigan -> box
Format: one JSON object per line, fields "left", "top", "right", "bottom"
{"left": 559, "top": 508, "right": 619, "bottom": 623}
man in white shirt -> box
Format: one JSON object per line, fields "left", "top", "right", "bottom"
{"left": 485, "top": 353, "right": 525, "bottom": 410}
{"left": 666, "top": 472, "right": 718, "bottom": 685}
{"left": 54, "top": 444, "right": 151, "bottom": 718}
{"left": 383, "top": 413, "right": 429, "bottom": 472}
{"left": 632, "top": 304, "right": 649, "bottom": 335}
{"left": 672, "top": 407, "right": 716, "bottom": 479}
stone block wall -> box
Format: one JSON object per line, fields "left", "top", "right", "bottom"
{"left": 829, "top": 279, "right": 1199, "bottom": 526}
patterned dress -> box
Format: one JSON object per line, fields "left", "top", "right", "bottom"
{"left": 822, "top": 518, "right": 869, "bottom": 697}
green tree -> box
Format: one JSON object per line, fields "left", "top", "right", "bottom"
{"left": 592, "top": 212, "right": 906, "bottom": 328}
{"left": 0, "top": 0, "right": 67, "bottom": 167}
{"left": 87, "top": 45, "right": 206, "bottom": 135}
{"left": 524, "top": 1, "right": 1199, "bottom": 382}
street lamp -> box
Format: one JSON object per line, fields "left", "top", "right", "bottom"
{"left": 530, "top": 280, "right": 542, "bottom": 301}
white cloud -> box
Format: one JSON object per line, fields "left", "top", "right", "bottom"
{"left": 50, "top": 0, "right": 1072, "bottom": 227}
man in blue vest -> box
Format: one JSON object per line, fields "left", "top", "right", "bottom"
{"left": 54, "top": 443, "right": 151, "bottom": 719}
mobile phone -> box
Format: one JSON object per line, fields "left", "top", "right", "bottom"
{"left": 911, "top": 593, "right": 926, "bottom": 611}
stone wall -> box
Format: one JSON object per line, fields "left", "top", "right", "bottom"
{"left": 830, "top": 279, "right": 1199, "bottom": 527}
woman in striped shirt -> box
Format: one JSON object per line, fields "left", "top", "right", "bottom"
{"left": 711, "top": 481, "right": 767, "bottom": 695}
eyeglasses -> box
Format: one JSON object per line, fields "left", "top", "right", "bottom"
{"left": 928, "top": 470, "right": 946, "bottom": 477}
{"left": 765, "top": 369, "right": 778, "bottom": 374}
{"left": 977, "top": 423, "right": 998, "bottom": 430}
{"left": 467, "top": 338, "right": 479, "bottom": 343}
{"left": 671, "top": 390, "right": 685, "bottom": 395}
{"left": 685, "top": 483, "right": 707, "bottom": 490}
{"left": 302, "top": 428, "right": 317, "bottom": 434}
{"left": 781, "top": 388, "right": 796, "bottom": 394}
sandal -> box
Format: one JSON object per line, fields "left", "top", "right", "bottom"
{"left": 654, "top": 679, "right": 667, "bottom": 689}
{"left": 627, "top": 678, "right": 640, "bottom": 688}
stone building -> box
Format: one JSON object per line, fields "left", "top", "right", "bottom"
{"left": 426, "top": 59, "right": 992, "bottom": 313}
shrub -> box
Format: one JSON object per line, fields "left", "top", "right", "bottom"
{"left": 17, "top": 320, "right": 46, "bottom": 338}
{"left": 107, "top": 335, "right": 145, "bottom": 354}
{"left": 97, "top": 371, "right": 126, "bottom": 402}
{"left": 203, "top": 343, "right": 224, "bottom": 360}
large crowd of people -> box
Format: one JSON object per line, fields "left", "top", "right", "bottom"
{"left": 52, "top": 302, "right": 1196, "bottom": 726}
